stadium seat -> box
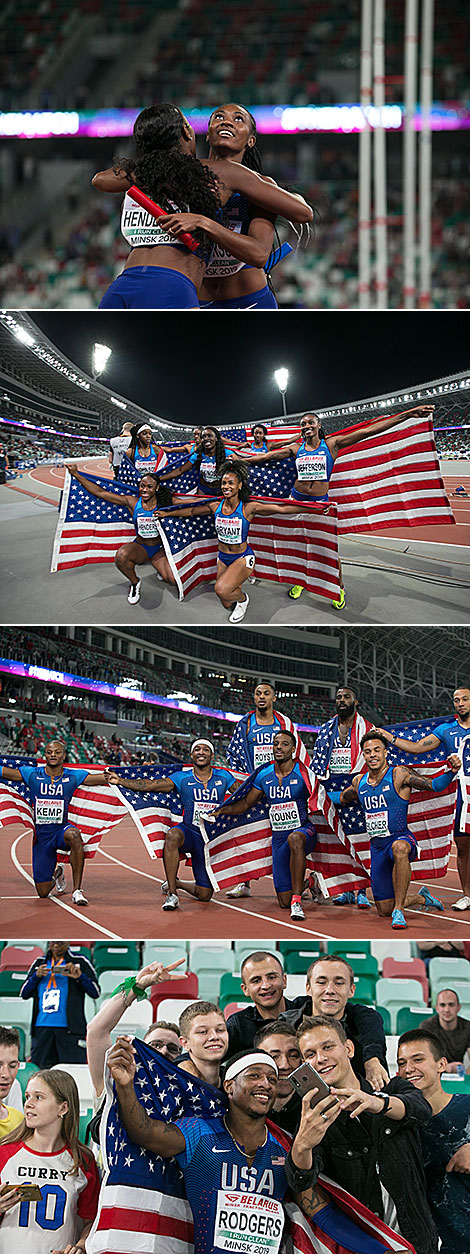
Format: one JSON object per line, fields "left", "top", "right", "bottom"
{"left": 218, "top": 974, "right": 252, "bottom": 1014}
{"left": 395, "top": 1006, "right": 434, "bottom": 1034}
{"left": 6, "top": 1027, "right": 27, "bottom": 1062}
{"left": 52, "top": 1063, "right": 94, "bottom": 1108}
{"left": 150, "top": 972, "right": 199, "bottom": 1018}
{"left": 371, "top": 941, "right": 411, "bottom": 969}
{"left": 442, "top": 1074, "right": 470, "bottom": 1095}
{"left": 284, "top": 950, "right": 323, "bottom": 975}
{"left": 285, "top": 975, "right": 307, "bottom": 1000}
{"left": 327, "top": 942, "right": 371, "bottom": 957}
{"left": 0, "top": 997, "right": 32, "bottom": 1050}
{"left": 382, "top": 958, "right": 429, "bottom": 1001}
{"left": 156, "top": 998, "right": 197, "bottom": 1025}
{"left": 17, "top": 1061, "right": 39, "bottom": 1094}
{"left": 69, "top": 944, "right": 94, "bottom": 963}
{"left": 79, "top": 1108, "right": 94, "bottom": 1143}
{"left": 142, "top": 943, "right": 188, "bottom": 970}
{"left": 375, "top": 979, "right": 426, "bottom": 1033}
{"left": 374, "top": 1005, "right": 392, "bottom": 1034}
{"left": 223, "top": 1001, "right": 253, "bottom": 1021}
{"left": 0, "top": 944, "right": 43, "bottom": 970}
{"left": 278, "top": 942, "right": 321, "bottom": 958}
{"left": 96, "top": 969, "right": 138, "bottom": 999}
{"left": 428, "top": 957, "right": 470, "bottom": 1000}
{"left": 109, "top": 1000, "right": 153, "bottom": 1042}
{"left": 0, "top": 971, "right": 27, "bottom": 997}
{"left": 92, "top": 943, "right": 140, "bottom": 975}
{"left": 351, "top": 976, "right": 378, "bottom": 1005}
{"left": 191, "top": 947, "right": 235, "bottom": 1002}
{"left": 234, "top": 941, "right": 276, "bottom": 956}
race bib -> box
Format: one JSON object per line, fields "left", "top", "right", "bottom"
{"left": 329, "top": 745, "right": 352, "bottom": 773}
{"left": 216, "top": 515, "right": 243, "bottom": 544}
{"left": 35, "top": 800, "right": 65, "bottom": 825}
{"left": 134, "top": 457, "right": 158, "bottom": 473}
{"left": 201, "top": 459, "right": 218, "bottom": 483}
{"left": 296, "top": 453, "right": 327, "bottom": 481}
{"left": 214, "top": 1190, "right": 284, "bottom": 1254}
{"left": 365, "top": 809, "right": 390, "bottom": 839}
{"left": 269, "top": 799, "right": 300, "bottom": 832}
{"left": 41, "top": 987, "right": 61, "bottom": 1014}
{"left": 192, "top": 800, "right": 217, "bottom": 826}
{"left": 253, "top": 743, "right": 275, "bottom": 768}
{"left": 137, "top": 514, "right": 160, "bottom": 540}
{"left": 204, "top": 221, "right": 245, "bottom": 278}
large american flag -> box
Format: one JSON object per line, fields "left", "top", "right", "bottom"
{"left": 107, "top": 763, "right": 192, "bottom": 860}
{"left": 0, "top": 758, "right": 128, "bottom": 859}
{"left": 226, "top": 710, "right": 311, "bottom": 773}
{"left": 311, "top": 713, "right": 374, "bottom": 778}
{"left": 88, "top": 1037, "right": 414, "bottom": 1254}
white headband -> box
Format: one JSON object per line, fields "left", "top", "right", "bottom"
{"left": 137, "top": 425, "right": 152, "bottom": 435}
{"left": 191, "top": 739, "right": 214, "bottom": 754}
{"left": 225, "top": 1053, "right": 279, "bottom": 1083}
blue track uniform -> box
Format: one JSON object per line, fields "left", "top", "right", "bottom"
{"left": 168, "top": 768, "right": 236, "bottom": 888}
{"left": 253, "top": 762, "right": 316, "bottom": 893}
{"left": 214, "top": 500, "right": 255, "bottom": 569}
{"left": 17, "top": 765, "right": 89, "bottom": 883}
{"left": 432, "top": 719, "right": 470, "bottom": 832}
{"left": 132, "top": 444, "right": 163, "bottom": 476}
{"left": 132, "top": 497, "right": 162, "bottom": 557}
{"left": 198, "top": 454, "right": 220, "bottom": 494}
{"left": 99, "top": 266, "right": 199, "bottom": 309}
{"left": 290, "top": 438, "right": 334, "bottom": 505}
{"left": 175, "top": 1114, "right": 288, "bottom": 1254}
{"left": 246, "top": 714, "right": 282, "bottom": 771}
{"left": 200, "top": 191, "right": 278, "bottom": 311}
{"left": 357, "top": 766, "right": 417, "bottom": 902}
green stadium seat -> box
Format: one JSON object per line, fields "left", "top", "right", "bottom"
{"left": 352, "top": 977, "right": 378, "bottom": 1005}
{"left": 0, "top": 971, "right": 27, "bottom": 997}
{"left": 428, "top": 957, "right": 470, "bottom": 1001}
{"left": 278, "top": 942, "right": 322, "bottom": 957}
{"left": 396, "top": 1006, "right": 434, "bottom": 1034}
{"left": 442, "top": 1074, "right": 470, "bottom": 1095}
{"left": 79, "top": 1107, "right": 94, "bottom": 1143}
{"left": 375, "top": 979, "right": 425, "bottom": 1033}
{"left": 327, "top": 942, "right": 371, "bottom": 957}
{"left": 8, "top": 1029, "right": 27, "bottom": 1063}
{"left": 17, "top": 1061, "right": 39, "bottom": 1093}
{"left": 218, "top": 973, "right": 252, "bottom": 1014}
{"left": 191, "top": 947, "right": 235, "bottom": 1002}
{"left": 284, "top": 950, "right": 323, "bottom": 975}
{"left": 375, "top": 1005, "right": 392, "bottom": 1034}
{"left": 92, "top": 943, "right": 140, "bottom": 975}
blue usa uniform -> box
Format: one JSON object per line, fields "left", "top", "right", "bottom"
{"left": 432, "top": 719, "right": 470, "bottom": 833}
{"left": 168, "top": 768, "right": 235, "bottom": 888}
{"left": 132, "top": 497, "right": 162, "bottom": 557}
{"left": 132, "top": 444, "right": 163, "bottom": 476}
{"left": 357, "top": 766, "right": 417, "bottom": 901}
{"left": 246, "top": 715, "right": 282, "bottom": 771}
{"left": 175, "top": 1114, "right": 287, "bottom": 1254}
{"left": 200, "top": 192, "right": 278, "bottom": 310}
{"left": 253, "top": 762, "right": 316, "bottom": 893}
{"left": 17, "top": 765, "right": 88, "bottom": 884}
{"left": 290, "top": 438, "right": 334, "bottom": 504}
{"left": 214, "top": 500, "right": 255, "bottom": 569}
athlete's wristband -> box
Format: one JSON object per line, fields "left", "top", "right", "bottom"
{"left": 285, "top": 1149, "right": 318, "bottom": 1192}
{"left": 431, "top": 770, "right": 455, "bottom": 792}
{"left": 112, "top": 975, "right": 148, "bottom": 1001}
{"left": 328, "top": 790, "right": 343, "bottom": 806}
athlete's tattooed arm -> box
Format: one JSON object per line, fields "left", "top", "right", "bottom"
{"left": 294, "top": 1183, "right": 330, "bottom": 1218}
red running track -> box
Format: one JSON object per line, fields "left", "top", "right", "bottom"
{"left": 8, "top": 462, "right": 470, "bottom": 547}
{"left": 2, "top": 813, "right": 469, "bottom": 942}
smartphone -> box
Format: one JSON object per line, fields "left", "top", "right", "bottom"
{"left": 288, "top": 1062, "right": 337, "bottom": 1109}
{"left": 0, "top": 1182, "right": 42, "bottom": 1200}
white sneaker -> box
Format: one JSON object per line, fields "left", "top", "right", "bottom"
{"left": 128, "top": 579, "right": 141, "bottom": 604}
{"left": 452, "top": 895, "right": 470, "bottom": 911}
{"left": 53, "top": 866, "right": 67, "bottom": 894}
{"left": 229, "top": 593, "right": 249, "bottom": 624}
{"left": 71, "top": 888, "right": 88, "bottom": 906}
{"left": 248, "top": 577, "right": 257, "bottom": 584}
{"left": 226, "top": 882, "right": 251, "bottom": 898}
{"left": 161, "top": 880, "right": 169, "bottom": 894}
{"left": 162, "top": 892, "right": 179, "bottom": 911}
{"left": 290, "top": 900, "right": 305, "bottom": 921}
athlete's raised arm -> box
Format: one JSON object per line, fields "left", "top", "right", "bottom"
{"left": 1, "top": 764, "right": 23, "bottom": 782}
{"left": 209, "top": 160, "right": 313, "bottom": 223}
{"left": 92, "top": 165, "right": 133, "bottom": 193}
{"left": 106, "top": 771, "right": 176, "bottom": 793}
{"left": 328, "top": 405, "right": 435, "bottom": 456}
{"left": 65, "top": 465, "right": 137, "bottom": 511}
{"left": 108, "top": 1037, "right": 185, "bottom": 1156}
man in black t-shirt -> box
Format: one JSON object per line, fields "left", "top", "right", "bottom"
{"left": 420, "top": 988, "right": 470, "bottom": 1071}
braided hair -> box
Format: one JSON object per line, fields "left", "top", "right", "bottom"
{"left": 115, "top": 104, "right": 221, "bottom": 258}
{"left": 218, "top": 459, "right": 251, "bottom": 503}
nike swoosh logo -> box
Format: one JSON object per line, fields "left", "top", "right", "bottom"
{"left": 211, "top": 1147, "right": 227, "bottom": 1153}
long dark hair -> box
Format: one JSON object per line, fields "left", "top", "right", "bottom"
{"left": 219, "top": 459, "right": 251, "bottom": 503}
{"left": 116, "top": 104, "right": 221, "bottom": 258}
{"left": 196, "top": 427, "right": 227, "bottom": 477}
{"left": 128, "top": 422, "right": 155, "bottom": 461}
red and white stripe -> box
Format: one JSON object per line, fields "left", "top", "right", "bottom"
{"left": 88, "top": 1184, "right": 194, "bottom": 1254}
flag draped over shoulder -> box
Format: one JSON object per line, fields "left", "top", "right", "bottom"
{"left": 199, "top": 765, "right": 369, "bottom": 896}
{"left": 226, "top": 710, "right": 311, "bottom": 772}
{"left": 88, "top": 1038, "right": 415, "bottom": 1254}
{"left": 0, "top": 758, "right": 128, "bottom": 859}
{"left": 311, "top": 713, "right": 374, "bottom": 778}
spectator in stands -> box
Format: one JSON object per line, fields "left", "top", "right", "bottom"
{"left": 289, "top": 1015, "right": 439, "bottom": 1254}
{"left": 20, "top": 942, "right": 100, "bottom": 1068}
{"left": 280, "top": 955, "right": 388, "bottom": 1088}
{"left": 397, "top": 1029, "right": 470, "bottom": 1253}
{"left": 0, "top": 1028, "right": 22, "bottom": 1117}
{"left": 226, "top": 951, "right": 307, "bottom": 1059}
{"left": 253, "top": 1020, "right": 302, "bottom": 1135}
{"left": 87, "top": 954, "right": 186, "bottom": 1100}
{"left": 420, "top": 989, "right": 470, "bottom": 1071}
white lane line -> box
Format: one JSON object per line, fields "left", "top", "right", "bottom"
{"left": 98, "top": 850, "right": 336, "bottom": 939}
{"left": 11, "top": 835, "right": 121, "bottom": 939}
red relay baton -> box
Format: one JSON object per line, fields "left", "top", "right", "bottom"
{"left": 128, "top": 185, "right": 200, "bottom": 252}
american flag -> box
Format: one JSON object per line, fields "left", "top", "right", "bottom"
{"left": 0, "top": 758, "right": 128, "bottom": 859}
{"left": 108, "top": 763, "right": 189, "bottom": 860}
{"left": 88, "top": 1037, "right": 414, "bottom": 1254}
{"left": 52, "top": 472, "right": 136, "bottom": 573}
{"left": 311, "top": 713, "right": 374, "bottom": 779}
{"left": 199, "top": 765, "right": 369, "bottom": 896}
{"left": 226, "top": 710, "right": 311, "bottom": 772}
{"left": 117, "top": 451, "right": 199, "bottom": 496}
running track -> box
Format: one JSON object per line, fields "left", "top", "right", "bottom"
{"left": 2, "top": 812, "right": 469, "bottom": 941}
{"left": 8, "top": 458, "right": 470, "bottom": 547}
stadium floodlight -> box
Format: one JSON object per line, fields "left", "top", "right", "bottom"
{"left": 274, "top": 367, "right": 289, "bottom": 416}
{"left": 92, "top": 342, "right": 112, "bottom": 378}
{"left": 13, "top": 326, "right": 35, "bottom": 347}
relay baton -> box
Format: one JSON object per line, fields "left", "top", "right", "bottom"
{"left": 128, "top": 185, "right": 200, "bottom": 252}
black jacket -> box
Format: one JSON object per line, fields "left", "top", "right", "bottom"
{"left": 287, "top": 1075, "right": 438, "bottom": 1254}
{"left": 226, "top": 996, "right": 304, "bottom": 1059}
{"left": 21, "top": 948, "right": 100, "bottom": 1037}
{"left": 280, "top": 996, "right": 388, "bottom": 1079}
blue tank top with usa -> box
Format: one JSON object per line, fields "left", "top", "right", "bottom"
{"left": 432, "top": 718, "right": 470, "bottom": 827}
{"left": 250, "top": 440, "right": 268, "bottom": 452}
{"left": 204, "top": 191, "right": 253, "bottom": 279}
{"left": 254, "top": 761, "right": 310, "bottom": 834}
{"left": 198, "top": 453, "right": 220, "bottom": 491}
{"left": 357, "top": 765, "right": 412, "bottom": 843}
{"left": 168, "top": 767, "right": 235, "bottom": 831}
{"left": 246, "top": 714, "right": 282, "bottom": 770}
{"left": 17, "top": 765, "right": 89, "bottom": 836}
{"left": 295, "top": 438, "right": 334, "bottom": 486}
{"left": 133, "top": 444, "right": 163, "bottom": 476}
{"left": 214, "top": 500, "right": 250, "bottom": 548}
{"left": 132, "top": 497, "right": 162, "bottom": 550}
{"left": 175, "top": 1113, "right": 287, "bottom": 1254}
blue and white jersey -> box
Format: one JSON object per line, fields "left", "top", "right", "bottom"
{"left": 357, "top": 765, "right": 411, "bottom": 841}
{"left": 433, "top": 719, "right": 470, "bottom": 763}
{"left": 133, "top": 443, "right": 162, "bottom": 475}
{"left": 246, "top": 714, "right": 282, "bottom": 770}
{"left": 199, "top": 454, "right": 219, "bottom": 487}
{"left": 295, "top": 438, "right": 334, "bottom": 484}
{"left": 132, "top": 497, "right": 161, "bottom": 545}
{"left": 204, "top": 192, "right": 253, "bottom": 280}
{"left": 254, "top": 762, "right": 309, "bottom": 833}
{"left": 168, "top": 768, "right": 235, "bottom": 829}
{"left": 328, "top": 729, "right": 354, "bottom": 776}
{"left": 214, "top": 500, "right": 250, "bottom": 547}
{"left": 175, "top": 1114, "right": 287, "bottom": 1254}
{"left": 18, "top": 766, "right": 88, "bottom": 836}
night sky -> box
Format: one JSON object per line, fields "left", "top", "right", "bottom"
{"left": 30, "top": 311, "right": 468, "bottom": 426}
